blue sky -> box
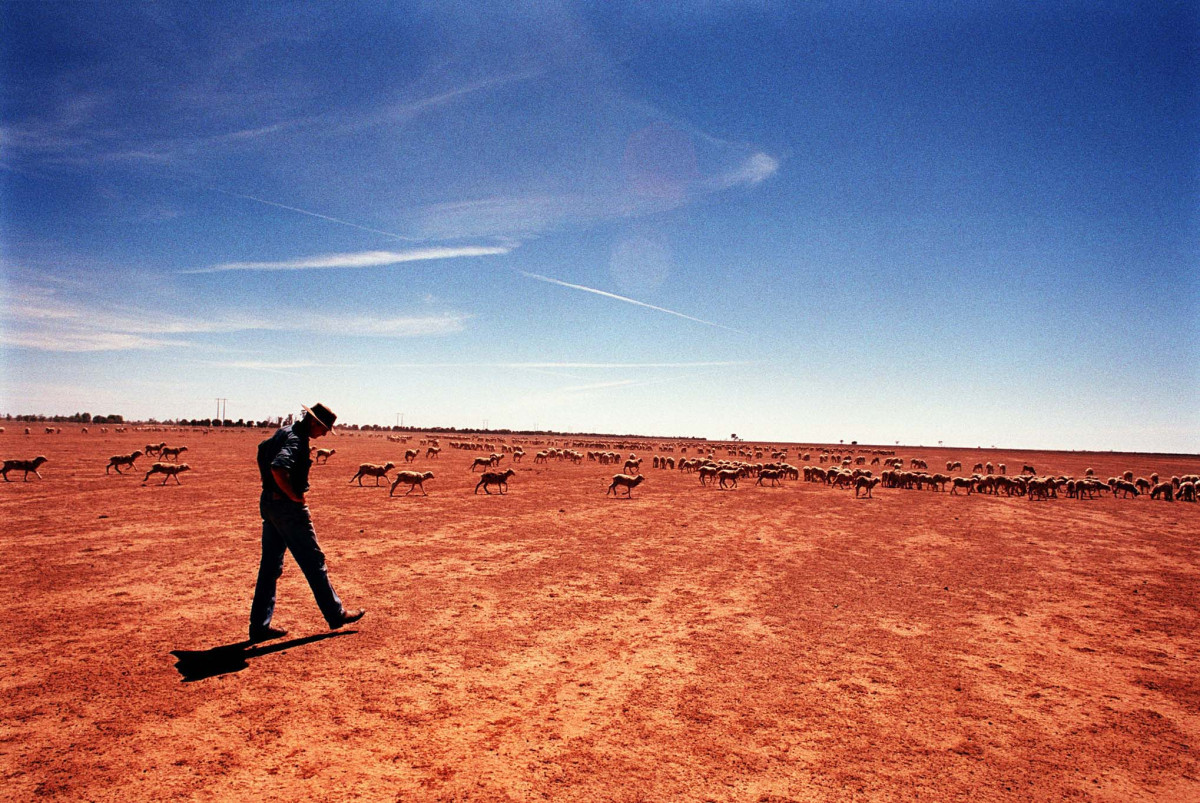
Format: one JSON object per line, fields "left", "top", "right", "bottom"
{"left": 1, "top": 2, "right": 1196, "bottom": 451}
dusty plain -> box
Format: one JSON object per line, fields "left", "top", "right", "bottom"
{"left": 1, "top": 427, "right": 1197, "bottom": 801}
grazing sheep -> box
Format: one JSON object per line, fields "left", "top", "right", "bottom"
{"left": 1, "top": 456, "right": 48, "bottom": 481}
{"left": 1022, "top": 464, "right": 1036, "bottom": 475}
{"left": 315, "top": 448, "right": 336, "bottom": 464}
{"left": 854, "top": 476, "right": 882, "bottom": 498}
{"left": 949, "top": 477, "right": 974, "bottom": 495}
{"left": 389, "top": 470, "right": 435, "bottom": 496}
{"left": 1134, "top": 478, "right": 1152, "bottom": 494}
{"left": 972, "top": 462, "right": 984, "bottom": 473}
{"left": 1085, "top": 467, "right": 1095, "bottom": 477}
{"left": 160, "top": 445, "right": 188, "bottom": 461}
{"left": 1178, "top": 481, "right": 1196, "bottom": 502}
{"left": 1150, "top": 482, "right": 1175, "bottom": 502}
{"left": 946, "top": 461, "right": 962, "bottom": 472}
{"left": 607, "top": 473, "right": 646, "bottom": 497}
{"left": 143, "top": 462, "right": 191, "bottom": 485}
{"left": 475, "top": 468, "right": 516, "bottom": 495}
{"left": 998, "top": 463, "right": 1006, "bottom": 475}
{"left": 985, "top": 462, "right": 994, "bottom": 474}
{"left": 1123, "top": 471, "right": 1135, "bottom": 482}
{"left": 349, "top": 462, "right": 396, "bottom": 486}
{"left": 404, "top": 448, "right": 419, "bottom": 463}
{"left": 106, "top": 450, "right": 144, "bottom": 474}
{"left": 1112, "top": 480, "right": 1141, "bottom": 498}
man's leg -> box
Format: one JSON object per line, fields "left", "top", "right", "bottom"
{"left": 249, "top": 515, "right": 288, "bottom": 635}
{"left": 273, "top": 503, "right": 346, "bottom": 626}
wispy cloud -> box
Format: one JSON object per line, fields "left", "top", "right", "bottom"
{"left": 709, "top": 152, "right": 779, "bottom": 190}
{"left": 190, "top": 246, "right": 512, "bottom": 274}
{"left": 201, "top": 188, "right": 424, "bottom": 242}
{"left": 518, "top": 271, "right": 748, "bottom": 334}
{"left": 1, "top": 286, "right": 469, "bottom": 352}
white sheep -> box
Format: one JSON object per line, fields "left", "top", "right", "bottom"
{"left": 315, "top": 448, "right": 336, "bottom": 464}
{"left": 390, "top": 470, "right": 435, "bottom": 496}
{"left": 718, "top": 468, "right": 743, "bottom": 489}
{"left": 854, "top": 476, "right": 881, "bottom": 498}
{"left": 404, "top": 448, "right": 419, "bottom": 463}
{"left": 349, "top": 462, "right": 396, "bottom": 486}
{"left": 607, "top": 473, "right": 646, "bottom": 497}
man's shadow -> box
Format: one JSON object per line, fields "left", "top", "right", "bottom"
{"left": 170, "top": 631, "right": 355, "bottom": 682}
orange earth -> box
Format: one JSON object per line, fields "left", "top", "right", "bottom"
{"left": 1, "top": 427, "right": 1197, "bottom": 801}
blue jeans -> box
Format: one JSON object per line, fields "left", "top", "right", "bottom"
{"left": 250, "top": 494, "right": 345, "bottom": 630}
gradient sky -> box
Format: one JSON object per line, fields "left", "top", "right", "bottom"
{"left": 1, "top": 2, "right": 1196, "bottom": 452}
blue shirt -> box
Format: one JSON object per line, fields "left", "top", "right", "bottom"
{"left": 257, "top": 424, "right": 313, "bottom": 496}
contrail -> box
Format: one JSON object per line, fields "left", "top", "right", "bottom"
{"left": 518, "top": 271, "right": 748, "bottom": 334}
{"left": 208, "top": 187, "right": 421, "bottom": 241}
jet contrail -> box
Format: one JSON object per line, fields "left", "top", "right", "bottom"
{"left": 209, "top": 187, "right": 421, "bottom": 241}
{"left": 518, "top": 271, "right": 747, "bottom": 334}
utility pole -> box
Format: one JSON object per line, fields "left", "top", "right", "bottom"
{"left": 216, "top": 398, "right": 228, "bottom": 422}
{"left": 396, "top": 412, "right": 404, "bottom": 428}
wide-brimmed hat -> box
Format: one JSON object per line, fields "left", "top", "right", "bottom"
{"left": 301, "top": 402, "right": 337, "bottom": 433}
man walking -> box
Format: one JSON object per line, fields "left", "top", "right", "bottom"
{"left": 249, "top": 403, "right": 364, "bottom": 642}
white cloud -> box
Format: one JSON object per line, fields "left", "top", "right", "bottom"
{"left": 0, "top": 285, "right": 470, "bottom": 352}
{"left": 191, "top": 246, "right": 512, "bottom": 273}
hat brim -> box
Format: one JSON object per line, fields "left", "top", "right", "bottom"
{"left": 301, "top": 404, "right": 337, "bottom": 433}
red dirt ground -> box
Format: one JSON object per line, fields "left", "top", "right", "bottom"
{"left": 1, "top": 429, "right": 1197, "bottom": 801}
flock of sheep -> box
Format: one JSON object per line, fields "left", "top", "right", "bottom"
{"left": 2, "top": 429, "right": 1197, "bottom": 506}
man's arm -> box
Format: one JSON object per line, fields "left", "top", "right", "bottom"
{"left": 272, "top": 467, "right": 305, "bottom": 504}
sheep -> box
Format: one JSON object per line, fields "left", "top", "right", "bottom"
{"left": 404, "top": 448, "right": 419, "bottom": 463}
{"left": 607, "top": 473, "right": 646, "bottom": 497}
{"left": 949, "top": 477, "right": 974, "bottom": 495}
{"left": 106, "top": 450, "right": 144, "bottom": 474}
{"left": 1022, "top": 464, "right": 1036, "bottom": 475}
{"left": 1134, "top": 477, "right": 1152, "bottom": 494}
{"left": 755, "top": 469, "right": 782, "bottom": 487}
{"left": 698, "top": 465, "right": 719, "bottom": 485}
{"left": 145, "top": 442, "right": 166, "bottom": 457}
{"left": 1123, "top": 471, "right": 1135, "bottom": 482}
{"left": 998, "top": 463, "right": 1006, "bottom": 475}
{"left": 972, "top": 462, "right": 984, "bottom": 473}
{"left": 143, "top": 462, "right": 191, "bottom": 485}
{"left": 1112, "top": 480, "right": 1141, "bottom": 498}
{"left": 349, "top": 462, "right": 396, "bottom": 486}
{"left": 624, "top": 457, "right": 643, "bottom": 474}
{"left": 475, "top": 468, "right": 516, "bottom": 495}
{"left": 315, "top": 448, "right": 336, "bottom": 464}
{"left": 1085, "top": 467, "right": 1095, "bottom": 477}
{"left": 425, "top": 447, "right": 440, "bottom": 459}
{"left": 390, "top": 470, "right": 435, "bottom": 496}
{"left": 470, "top": 456, "right": 495, "bottom": 472}
{"left": 1150, "top": 482, "right": 1175, "bottom": 502}
{"left": 946, "top": 461, "right": 962, "bottom": 472}
{"left": 160, "top": 445, "right": 189, "bottom": 461}
{"left": 854, "top": 476, "right": 882, "bottom": 498}
{"left": 512, "top": 448, "right": 525, "bottom": 463}
{"left": 1, "top": 456, "right": 48, "bottom": 481}
{"left": 718, "top": 468, "right": 743, "bottom": 489}
{"left": 1178, "top": 481, "right": 1196, "bottom": 502}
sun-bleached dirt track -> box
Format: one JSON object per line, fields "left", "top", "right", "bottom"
{"left": 1, "top": 428, "right": 1197, "bottom": 801}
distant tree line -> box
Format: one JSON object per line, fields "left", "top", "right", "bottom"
{"left": 0, "top": 412, "right": 706, "bottom": 441}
